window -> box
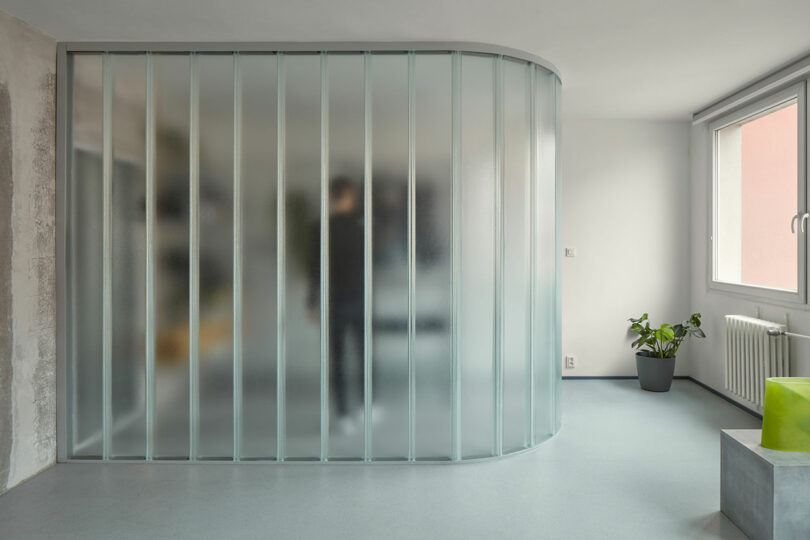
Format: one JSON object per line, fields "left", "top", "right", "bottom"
{"left": 711, "top": 83, "right": 806, "bottom": 303}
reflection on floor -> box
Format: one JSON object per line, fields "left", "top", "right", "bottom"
{"left": 0, "top": 380, "right": 760, "bottom": 539}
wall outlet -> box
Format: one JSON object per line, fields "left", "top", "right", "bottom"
{"left": 565, "top": 355, "right": 575, "bottom": 369}
{"left": 564, "top": 247, "right": 577, "bottom": 258}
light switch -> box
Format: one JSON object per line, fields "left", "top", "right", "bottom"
{"left": 565, "top": 355, "right": 575, "bottom": 369}
{"left": 564, "top": 247, "right": 577, "bottom": 258}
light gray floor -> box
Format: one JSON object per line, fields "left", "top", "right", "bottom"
{"left": 0, "top": 380, "right": 760, "bottom": 539}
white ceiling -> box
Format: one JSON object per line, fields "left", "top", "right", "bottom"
{"left": 3, "top": 0, "right": 810, "bottom": 119}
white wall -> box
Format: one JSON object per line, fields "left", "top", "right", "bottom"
{"left": 561, "top": 119, "right": 692, "bottom": 376}
{"left": 689, "top": 122, "right": 810, "bottom": 408}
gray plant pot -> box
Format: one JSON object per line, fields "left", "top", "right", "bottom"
{"left": 636, "top": 352, "right": 676, "bottom": 392}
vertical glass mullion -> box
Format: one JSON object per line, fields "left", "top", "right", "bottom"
{"left": 407, "top": 52, "right": 417, "bottom": 462}
{"left": 363, "top": 51, "right": 373, "bottom": 462}
{"left": 66, "top": 54, "right": 75, "bottom": 457}
{"left": 451, "top": 51, "right": 462, "bottom": 461}
{"left": 493, "top": 56, "right": 504, "bottom": 457}
{"left": 319, "top": 51, "right": 330, "bottom": 462}
{"left": 276, "top": 53, "right": 287, "bottom": 461}
{"left": 188, "top": 53, "right": 200, "bottom": 461}
{"left": 233, "top": 53, "right": 243, "bottom": 461}
{"left": 101, "top": 53, "right": 113, "bottom": 460}
{"left": 526, "top": 63, "right": 535, "bottom": 447}
{"left": 145, "top": 53, "right": 156, "bottom": 461}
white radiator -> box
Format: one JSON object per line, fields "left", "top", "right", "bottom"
{"left": 725, "top": 315, "right": 790, "bottom": 408}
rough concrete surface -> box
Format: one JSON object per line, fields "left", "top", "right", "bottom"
{"left": 0, "top": 80, "right": 13, "bottom": 490}
{"left": 721, "top": 429, "right": 810, "bottom": 539}
{"left": 0, "top": 9, "right": 56, "bottom": 493}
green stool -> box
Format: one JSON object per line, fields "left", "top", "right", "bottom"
{"left": 761, "top": 377, "right": 810, "bottom": 452}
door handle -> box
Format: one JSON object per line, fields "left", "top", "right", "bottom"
{"left": 790, "top": 213, "right": 810, "bottom": 233}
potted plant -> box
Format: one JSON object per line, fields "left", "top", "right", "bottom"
{"left": 628, "top": 313, "right": 705, "bottom": 392}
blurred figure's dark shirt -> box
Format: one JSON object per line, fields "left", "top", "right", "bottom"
{"left": 308, "top": 212, "right": 364, "bottom": 311}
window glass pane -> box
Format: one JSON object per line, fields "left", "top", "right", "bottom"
{"left": 502, "top": 59, "right": 530, "bottom": 453}
{"left": 110, "top": 54, "right": 147, "bottom": 458}
{"left": 460, "top": 54, "right": 495, "bottom": 458}
{"left": 70, "top": 53, "right": 104, "bottom": 458}
{"left": 534, "top": 69, "right": 557, "bottom": 441}
{"left": 716, "top": 101, "right": 798, "bottom": 291}
{"left": 153, "top": 54, "right": 190, "bottom": 459}
{"left": 371, "top": 53, "right": 409, "bottom": 459}
{"left": 284, "top": 54, "right": 321, "bottom": 459}
{"left": 241, "top": 53, "right": 278, "bottom": 459}
{"left": 197, "top": 54, "right": 234, "bottom": 459}
{"left": 414, "top": 53, "right": 452, "bottom": 460}
{"left": 327, "top": 54, "right": 365, "bottom": 459}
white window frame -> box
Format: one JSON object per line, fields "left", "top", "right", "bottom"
{"left": 709, "top": 82, "right": 807, "bottom": 304}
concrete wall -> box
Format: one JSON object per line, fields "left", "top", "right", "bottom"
{"left": 561, "top": 118, "right": 692, "bottom": 376}
{"left": 689, "top": 121, "right": 810, "bottom": 410}
{"left": 0, "top": 11, "right": 56, "bottom": 493}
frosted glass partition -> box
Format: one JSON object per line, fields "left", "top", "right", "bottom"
{"left": 62, "top": 46, "right": 561, "bottom": 463}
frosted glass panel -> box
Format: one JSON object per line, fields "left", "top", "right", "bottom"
{"left": 197, "top": 54, "right": 234, "bottom": 459}
{"left": 327, "top": 54, "right": 365, "bottom": 459}
{"left": 460, "top": 54, "right": 495, "bottom": 458}
{"left": 284, "top": 54, "right": 321, "bottom": 459}
{"left": 535, "top": 68, "right": 557, "bottom": 441}
{"left": 70, "top": 54, "right": 103, "bottom": 458}
{"left": 553, "top": 75, "right": 562, "bottom": 434}
{"left": 153, "top": 54, "right": 190, "bottom": 459}
{"left": 414, "top": 53, "right": 452, "bottom": 459}
{"left": 110, "top": 54, "right": 147, "bottom": 458}
{"left": 371, "top": 54, "right": 409, "bottom": 459}
{"left": 65, "top": 48, "right": 561, "bottom": 463}
{"left": 502, "top": 59, "right": 530, "bottom": 453}
{"left": 241, "top": 54, "right": 278, "bottom": 459}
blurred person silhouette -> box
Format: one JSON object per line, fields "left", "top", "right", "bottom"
{"left": 308, "top": 177, "right": 365, "bottom": 423}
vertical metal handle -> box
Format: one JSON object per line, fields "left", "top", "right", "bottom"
{"left": 802, "top": 213, "right": 809, "bottom": 233}
{"left": 792, "top": 213, "right": 800, "bottom": 233}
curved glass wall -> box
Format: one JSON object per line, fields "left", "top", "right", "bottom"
{"left": 63, "top": 46, "right": 561, "bottom": 462}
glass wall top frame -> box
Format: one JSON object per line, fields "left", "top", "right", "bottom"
{"left": 56, "top": 42, "right": 561, "bottom": 78}
{"left": 56, "top": 42, "right": 562, "bottom": 464}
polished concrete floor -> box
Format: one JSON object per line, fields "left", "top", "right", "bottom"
{"left": 0, "top": 380, "right": 760, "bottom": 539}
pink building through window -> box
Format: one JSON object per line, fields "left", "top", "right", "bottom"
{"left": 740, "top": 103, "right": 797, "bottom": 291}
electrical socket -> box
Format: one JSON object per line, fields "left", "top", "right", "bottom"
{"left": 565, "top": 355, "right": 575, "bottom": 369}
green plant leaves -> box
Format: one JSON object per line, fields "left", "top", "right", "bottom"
{"left": 628, "top": 313, "right": 649, "bottom": 324}
{"left": 627, "top": 312, "right": 706, "bottom": 358}
{"left": 654, "top": 324, "right": 675, "bottom": 343}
